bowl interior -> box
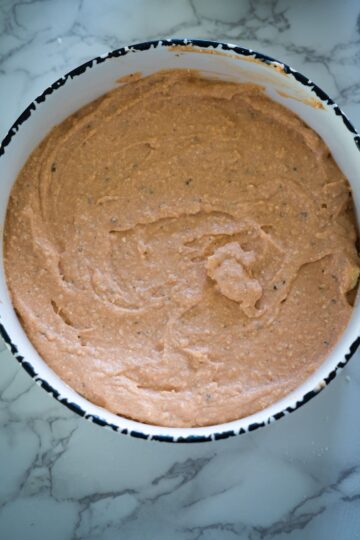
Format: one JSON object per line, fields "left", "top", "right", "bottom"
{"left": 1, "top": 41, "right": 360, "bottom": 441}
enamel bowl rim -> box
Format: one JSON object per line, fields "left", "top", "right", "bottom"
{"left": 1, "top": 38, "right": 360, "bottom": 443}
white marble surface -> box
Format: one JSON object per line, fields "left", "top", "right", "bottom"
{"left": 1, "top": 0, "right": 360, "bottom": 538}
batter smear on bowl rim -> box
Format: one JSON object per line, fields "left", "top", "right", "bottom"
{"left": 4, "top": 70, "right": 360, "bottom": 427}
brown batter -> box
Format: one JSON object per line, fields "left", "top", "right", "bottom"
{"left": 4, "top": 70, "right": 359, "bottom": 427}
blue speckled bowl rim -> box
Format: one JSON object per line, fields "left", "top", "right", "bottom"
{"left": 1, "top": 38, "right": 360, "bottom": 443}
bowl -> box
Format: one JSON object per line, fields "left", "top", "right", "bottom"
{"left": 1, "top": 39, "right": 360, "bottom": 443}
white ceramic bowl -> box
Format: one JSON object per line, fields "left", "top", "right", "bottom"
{"left": 1, "top": 39, "right": 360, "bottom": 443}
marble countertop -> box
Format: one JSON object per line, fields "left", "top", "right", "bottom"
{"left": 1, "top": 1, "right": 360, "bottom": 538}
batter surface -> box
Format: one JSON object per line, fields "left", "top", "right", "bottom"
{"left": 4, "top": 70, "right": 359, "bottom": 427}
